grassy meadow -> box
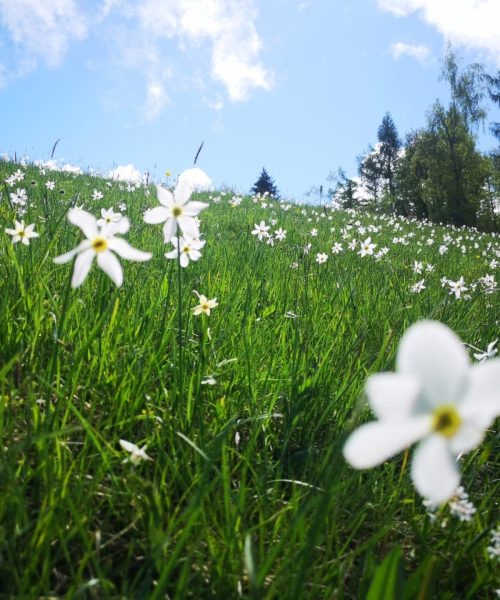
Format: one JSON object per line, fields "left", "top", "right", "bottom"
{"left": 0, "top": 160, "right": 499, "bottom": 598}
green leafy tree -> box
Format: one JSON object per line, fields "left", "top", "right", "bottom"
{"left": 251, "top": 168, "right": 279, "bottom": 198}
{"left": 394, "top": 131, "right": 428, "bottom": 218}
{"left": 357, "top": 146, "right": 383, "bottom": 206}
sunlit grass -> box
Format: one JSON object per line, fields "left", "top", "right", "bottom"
{"left": 0, "top": 160, "right": 498, "bottom": 598}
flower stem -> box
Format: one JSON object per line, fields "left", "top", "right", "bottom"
{"left": 176, "top": 237, "right": 184, "bottom": 407}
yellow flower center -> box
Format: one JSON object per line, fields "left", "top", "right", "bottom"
{"left": 92, "top": 237, "right": 108, "bottom": 252}
{"left": 173, "top": 206, "right": 182, "bottom": 217}
{"left": 182, "top": 246, "right": 190, "bottom": 253}
{"left": 432, "top": 405, "right": 462, "bottom": 438}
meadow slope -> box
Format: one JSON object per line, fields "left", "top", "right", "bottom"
{"left": 0, "top": 160, "right": 499, "bottom": 598}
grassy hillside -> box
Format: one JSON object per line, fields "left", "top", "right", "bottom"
{"left": 0, "top": 160, "right": 499, "bottom": 598}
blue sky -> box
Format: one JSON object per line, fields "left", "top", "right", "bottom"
{"left": 1, "top": 0, "right": 499, "bottom": 199}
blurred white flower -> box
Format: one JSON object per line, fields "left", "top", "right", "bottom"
{"left": 5, "top": 220, "right": 39, "bottom": 245}
{"left": 251, "top": 221, "right": 270, "bottom": 241}
{"left": 53, "top": 208, "right": 152, "bottom": 288}
{"left": 358, "top": 237, "right": 376, "bottom": 257}
{"left": 316, "top": 252, "right": 328, "bottom": 264}
{"left": 96, "top": 208, "right": 122, "bottom": 228}
{"left": 473, "top": 340, "right": 498, "bottom": 362}
{"left": 448, "top": 277, "right": 468, "bottom": 299}
{"left": 119, "top": 439, "right": 152, "bottom": 465}
{"left": 165, "top": 236, "right": 205, "bottom": 267}
{"left": 343, "top": 320, "right": 500, "bottom": 504}
{"left": 411, "top": 279, "right": 426, "bottom": 294}
{"left": 413, "top": 261, "right": 423, "bottom": 274}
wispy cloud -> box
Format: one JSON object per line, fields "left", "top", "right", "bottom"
{"left": 0, "top": 0, "right": 274, "bottom": 113}
{"left": 134, "top": 0, "right": 274, "bottom": 103}
{"left": 389, "top": 42, "right": 430, "bottom": 62}
{"left": 0, "top": 0, "right": 88, "bottom": 71}
{"left": 377, "top": 0, "right": 500, "bottom": 64}
{"left": 144, "top": 81, "right": 170, "bottom": 121}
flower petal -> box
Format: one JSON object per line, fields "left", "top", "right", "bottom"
{"left": 162, "top": 217, "right": 177, "bottom": 243}
{"left": 165, "top": 248, "right": 178, "bottom": 260}
{"left": 71, "top": 249, "right": 95, "bottom": 288}
{"left": 97, "top": 251, "right": 123, "bottom": 287}
{"left": 174, "top": 177, "right": 192, "bottom": 205}
{"left": 188, "top": 249, "right": 202, "bottom": 262}
{"left": 449, "top": 420, "right": 485, "bottom": 454}
{"left": 103, "top": 216, "right": 130, "bottom": 235}
{"left": 107, "top": 238, "right": 152, "bottom": 262}
{"left": 177, "top": 215, "right": 199, "bottom": 239}
{"left": 68, "top": 208, "right": 98, "bottom": 239}
{"left": 156, "top": 185, "right": 174, "bottom": 208}
{"left": 365, "top": 373, "right": 421, "bottom": 420}
{"left": 179, "top": 253, "right": 189, "bottom": 267}
{"left": 460, "top": 359, "right": 500, "bottom": 427}
{"left": 397, "top": 320, "right": 469, "bottom": 409}
{"left": 343, "top": 417, "right": 430, "bottom": 469}
{"left": 411, "top": 434, "right": 460, "bottom": 503}
{"left": 183, "top": 201, "right": 209, "bottom": 216}
{"left": 144, "top": 206, "right": 169, "bottom": 224}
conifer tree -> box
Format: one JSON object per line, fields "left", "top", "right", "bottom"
{"left": 251, "top": 168, "right": 279, "bottom": 198}
{"left": 377, "top": 112, "right": 401, "bottom": 197}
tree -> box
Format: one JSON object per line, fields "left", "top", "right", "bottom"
{"left": 394, "top": 131, "right": 428, "bottom": 218}
{"left": 251, "top": 168, "right": 279, "bottom": 198}
{"left": 328, "top": 168, "right": 358, "bottom": 208}
{"left": 377, "top": 112, "right": 401, "bottom": 197}
{"left": 484, "top": 70, "right": 500, "bottom": 140}
{"left": 357, "top": 145, "right": 383, "bottom": 205}
{"left": 441, "top": 46, "right": 486, "bottom": 132}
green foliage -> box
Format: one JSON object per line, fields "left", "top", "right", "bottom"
{"left": 0, "top": 160, "right": 499, "bottom": 597}
{"left": 377, "top": 112, "right": 401, "bottom": 198}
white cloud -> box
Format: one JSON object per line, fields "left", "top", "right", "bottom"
{"left": 134, "top": 0, "right": 274, "bottom": 103}
{"left": 144, "top": 81, "right": 170, "bottom": 120}
{"left": 390, "top": 42, "right": 430, "bottom": 62}
{"left": 0, "top": 0, "right": 273, "bottom": 114}
{"left": 0, "top": 0, "right": 88, "bottom": 69}
{"left": 377, "top": 0, "right": 500, "bottom": 64}
{"left": 108, "top": 164, "right": 142, "bottom": 183}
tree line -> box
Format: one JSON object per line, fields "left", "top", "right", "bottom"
{"left": 330, "top": 48, "right": 500, "bottom": 232}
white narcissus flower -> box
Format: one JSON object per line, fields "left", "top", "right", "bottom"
{"left": 143, "top": 177, "right": 208, "bottom": 243}
{"left": 5, "top": 220, "right": 39, "bottom": 245}
{"left": 251, "top": 221, "right": 270, "bottom": 241}
{"left": 97, "top": 208, "right": 122, "bottom": 227}
{"left": 192, "top": 291, "right": 218, "bottom": 316}
{"left": 473, "top": 340, "right": 498, "bottom": 362}
{"left": 119, "top": 439, "right": 152, "bottom": 465}
{"left": 358, "top": 237, "right": 376, "bottom": 257}
{"left": 343, "top": 320, "right": 500, "bottom": 504}
{"left": 165, "top": 235, "right": 205, "bottom": 267}
{"left": 53, "top": 208, "right": 152, "bottom": 288}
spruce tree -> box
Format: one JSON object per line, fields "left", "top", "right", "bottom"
{"left": 251, "top": 168, "right": 279, "bottom": 198}
{"left": 377, "top": 112, "right": 401, "bottom": 197}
